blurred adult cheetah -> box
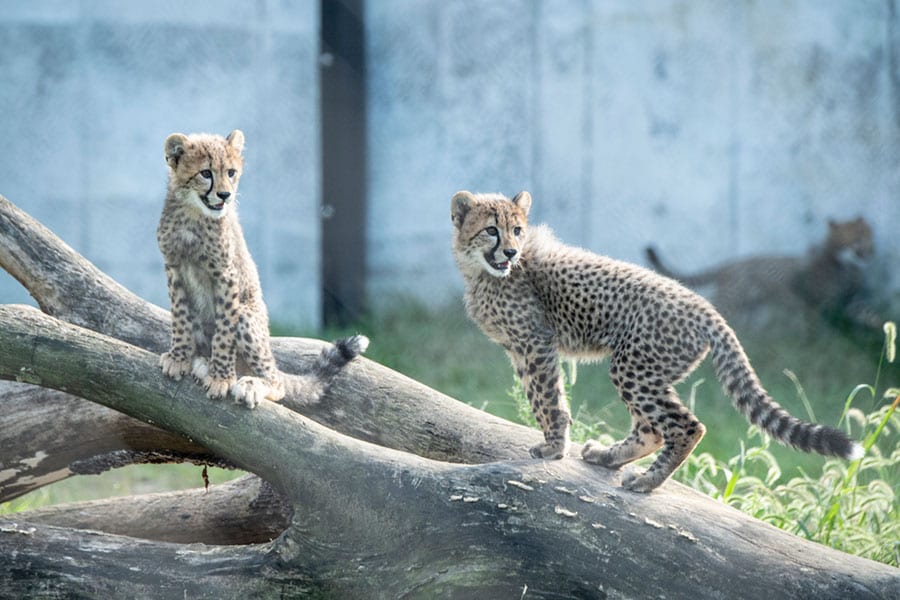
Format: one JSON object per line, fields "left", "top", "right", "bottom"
{"left": 645, "top": 217, "right": 877, "bottom": 330}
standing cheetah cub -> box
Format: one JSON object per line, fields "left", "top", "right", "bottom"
{"left": 158, "top": 129, "right": 367, "bottom": 408}
{"left": 451, "top": 191, "right": 862, "bottom": 492}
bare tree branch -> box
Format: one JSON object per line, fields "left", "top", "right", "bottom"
{"left": 0, "top": 382, "right": 221, "bottom": 502}
{"left": 15, "top": 474, "right": 291, "bottom": 545}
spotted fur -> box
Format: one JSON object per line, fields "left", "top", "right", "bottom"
{"left": 451, "top": 191, "right": 863, "bottom": 492}
{"left": 158, "top": 129, "right": 367, "bottom": 408}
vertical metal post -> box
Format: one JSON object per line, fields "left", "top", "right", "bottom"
{"left": 320, "top": 0, "right": 367, "bottom": 326}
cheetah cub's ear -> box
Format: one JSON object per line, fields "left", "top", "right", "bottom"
{"left": 226, "top": 129, "right": 245, "bottom": 154}
{"left": 451, "top": 190, "right": 476, "bottom": 228}
{"left": 511, "top": 190, "right": 532, "bottom": 216}
{"left": 164, "top": 133, "right": 188, "bottom": 169}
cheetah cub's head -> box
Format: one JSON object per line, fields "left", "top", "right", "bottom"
{"left": 164, "top": 129, "right": 244, "bottom": 220}
{"left": 451, "top": 190, "right": 531, "bottom": 278}
{"left": 826, "top": 216, "right": 874, "bottom": 269}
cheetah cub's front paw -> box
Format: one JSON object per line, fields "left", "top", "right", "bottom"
{"left": 231, "top": 376, "right": 285, "bottom": 409}
{"left": 160, "top": 351, "right": 192, "bottom": 380}
{"left": 529, "top": 440, "right": 570, "bottom": 460}
{"left": 191, "top": 357, "right": 234, "bottom": 399}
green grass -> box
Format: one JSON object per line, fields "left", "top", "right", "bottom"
{"left": 3, "top": 300, "right": 897, "bottom": 566}
{"left": 0, "top": 464, "right": 242, "bottom": 515}
{"left": 671, "top": 389, "right": 899, "bottom": 566}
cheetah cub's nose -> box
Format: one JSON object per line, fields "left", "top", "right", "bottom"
{"left": 503, "top": 249, "right": 518, "bottom": 259}
{"left": 217, "top": 191, "right": 231, "bottom": 201}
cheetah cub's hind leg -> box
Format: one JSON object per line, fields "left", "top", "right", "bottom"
{"left": 582, "top": 350, "right": 706, "bottom": 492}
{"left": 581, "top": 413, "right": 664, "bottom": 470}
{"left": 620, "top": 393, "right": 706, "bottom": 493}
{"left": 230, "top": 309, "right": 286, "bottom": 409}
{"left": 231, "top": 377, "right": 283, "bottom": 410}
{"left": 583, "top": 388, "right": 706, "bottom": 492}
{"left": 582, "top": 387, "right": 667, "bottom": 475}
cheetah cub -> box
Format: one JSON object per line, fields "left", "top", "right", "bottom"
{"left": 451, "top": 191, "right": 862, "bottom": 492}
{"left": 158, "top": 129, "right": 367, "bottom": 408}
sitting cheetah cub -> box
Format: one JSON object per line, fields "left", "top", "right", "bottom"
{"left": 158, "top": 129, "right": 367, "bottom": 408}
{"left": 451, "top": 191, "right": 862, "bottom": 492}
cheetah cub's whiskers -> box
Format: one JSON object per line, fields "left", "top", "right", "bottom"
{"left": 158, "top": 129, "right": 367, "bottom": 408}
{"left": 451, "top": 190, "right": 863, "bottom": 492}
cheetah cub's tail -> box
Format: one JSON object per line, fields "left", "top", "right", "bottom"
{"left": 710, "top": 323, "right": 863, "bottom": 461}
{"left": 283, "top": 334, "right": 369, "bottom": 404}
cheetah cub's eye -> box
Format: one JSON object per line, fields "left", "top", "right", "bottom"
{"left": 513, "top": 226, "right": 522, "bottom": 236}
{"left": 485, "top": 226, "right": 499, "bottom": 236}
{"left": 227, "top": 169, "right": 237, "bottom": 178}
{"left": 200, "top": 169, "right": 213, "bottom": 180}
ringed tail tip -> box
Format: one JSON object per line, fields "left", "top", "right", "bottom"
{"left": 337, "top": 334, "right": 369, "bottom": 360}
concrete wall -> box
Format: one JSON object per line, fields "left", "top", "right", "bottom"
{"left": 366, "top": 0, "right": 900, "bottom": 310}
{"left": 0, "top": 1, "right": 322, "bottom": 327}
{"left": 1, "top": 1, "right": 897, "bottom": 326}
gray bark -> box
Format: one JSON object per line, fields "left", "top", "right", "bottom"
{"left": 0, "top": 194, "right": 898, "bottom": 599}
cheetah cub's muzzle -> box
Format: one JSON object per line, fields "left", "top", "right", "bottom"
{"left": 484, "top": 245, "right": 520, "bottom": 277}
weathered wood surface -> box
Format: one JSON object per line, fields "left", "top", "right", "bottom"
{"left": 0, "top": 194, "right": 898, "bottom": 598}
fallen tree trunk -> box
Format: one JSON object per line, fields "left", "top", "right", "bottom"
{"left": 1, "top": 305, "right": 898, "bottom": 598}
{"left": 0, "top": 194, "right": 898, "bottom": 598}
